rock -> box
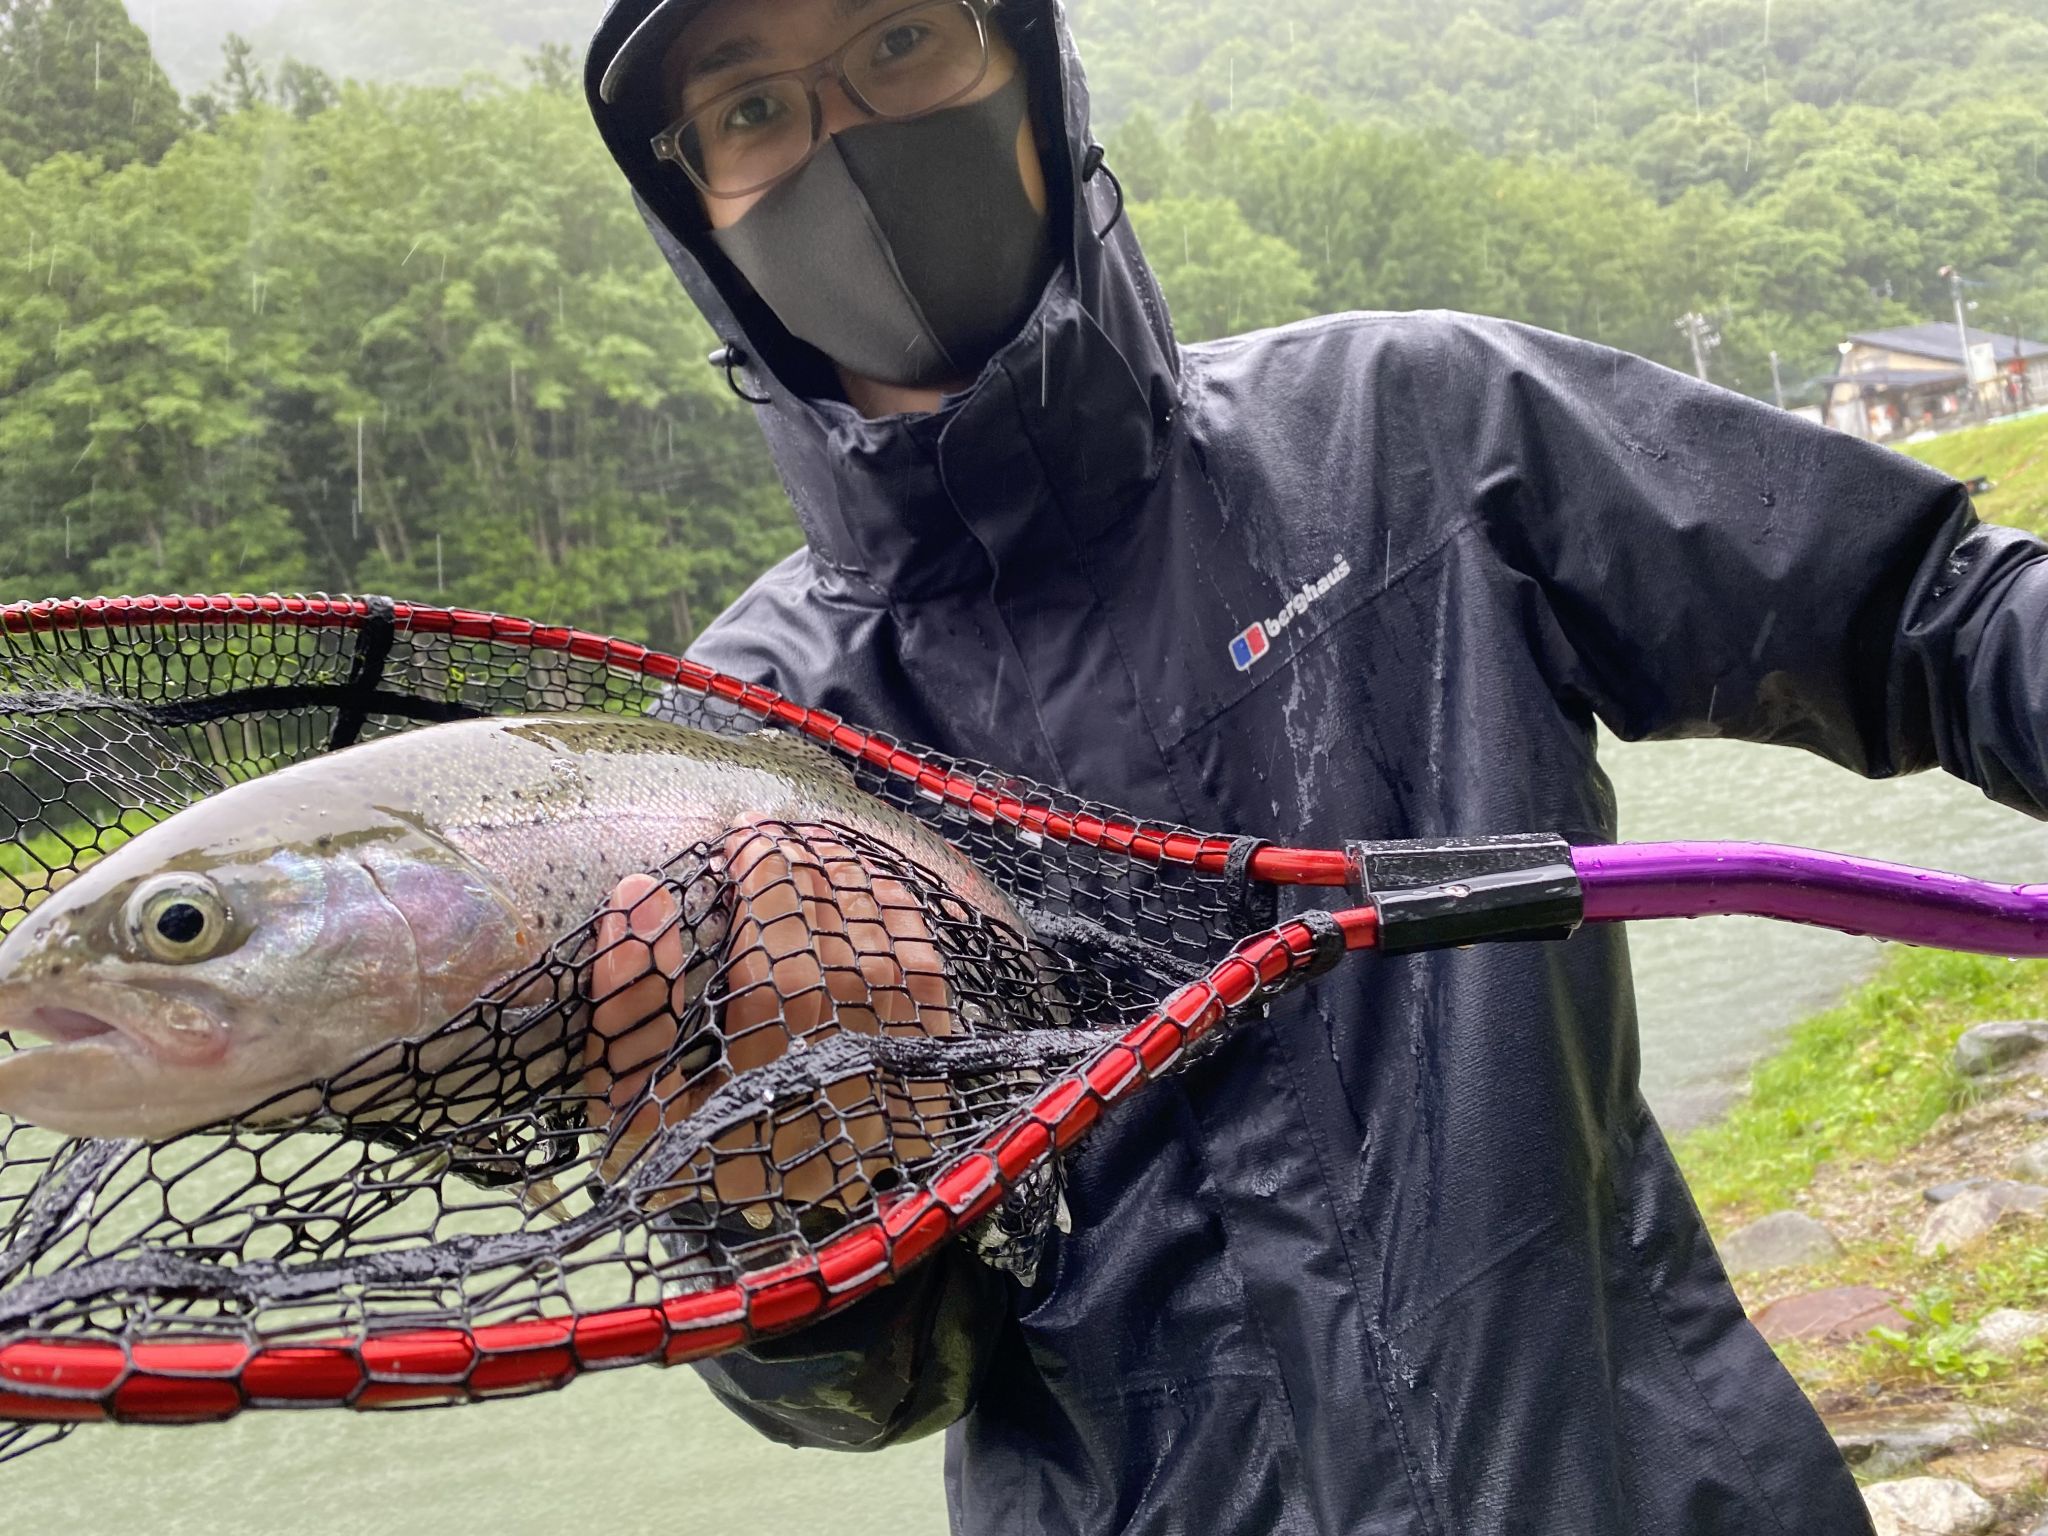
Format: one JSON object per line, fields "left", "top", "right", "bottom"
{"left": 1953, "top": 1020, "right": 2048, "bottom": 1077}
{"left": 1831, "top": 1410, "right": 1993, "bottom": 1479}
{"left": 1861, "top": 1477, "right": 1994, "bottom": 1536}
{"left": 1925, "top": 1178, "right": 1993, "bottom": 1204}
{"left": 1915, "top": 1181, "right": 2048, "bottom": 1257}
{"left": 1717, "top": 1210, "right": 1844, "bottom": 1274}
{"left": 1964, "top": 1307, "right": 2048, "bottom": 1357}
{"left": 1752, "top": 1286, "right": 1906, "bottom": 1344}
{"left": 2012, "top": 1138, "right": 2048, "bottom": 1183}
{"left": 1924, "top": 1445, "right": 2048, "bottom": 1497}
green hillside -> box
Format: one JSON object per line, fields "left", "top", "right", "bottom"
{"left": 118, "top": 0, "right": 2048, "bottom": 394}
{"left": 135, "top": 0, "right": 2048, "bottom": 135}
{"left": 1072, "top": 0, "right": 2041, "bottom": 142}
{"left": 3, "top": 0, "right": 2044, "bottom": 642}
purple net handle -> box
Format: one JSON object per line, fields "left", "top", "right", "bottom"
{"left": 1571, "top": 842, "right": 2048, "bottom": 958}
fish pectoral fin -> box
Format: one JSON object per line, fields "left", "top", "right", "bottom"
{"left": 519, "top": 1174, "right": 572, "bottom": 1226}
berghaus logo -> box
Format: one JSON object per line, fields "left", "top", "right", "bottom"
{"left": 1229, "top": 557, "right": 1353, "bottom": 671}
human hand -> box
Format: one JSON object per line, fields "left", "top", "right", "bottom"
{"left": 584, "top": 825, "right": 956, "bottom": 1220}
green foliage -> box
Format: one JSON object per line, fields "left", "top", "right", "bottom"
{"left": 1128, "top": 195, "right": 1315, "bottom": 341}
{"left": 1865, "top": 1290, "right": 2009, "bottom": 1386}
{"left": 1068, "top": 0, "right": 2039, "bottom": 151}
{"left": 0, "top": 61, "right": 794, "bottom": 652}
{"left": 1109, "top": 88, "right": 2048, "bottom": 393}
{"left": 0, "top": 0, "right": 186, "bottom": 175}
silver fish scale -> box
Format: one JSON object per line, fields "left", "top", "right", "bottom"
{"left": 271, "top": 714, "right": 1024, "bottom": 942}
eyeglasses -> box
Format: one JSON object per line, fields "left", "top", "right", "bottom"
{"left": 652, "top": 0, "right": 997, "bottom": 201}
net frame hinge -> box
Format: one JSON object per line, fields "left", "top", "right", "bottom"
{"left": 330, "top": 594, "right": 398, "bottom": 751}
{"left": 1344, "top": 834, "right": 1582, "bottom": 955}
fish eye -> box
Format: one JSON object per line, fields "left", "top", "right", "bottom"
{"left": 125, "top": 875, "right": 232, "bottom": 964}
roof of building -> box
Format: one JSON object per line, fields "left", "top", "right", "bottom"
{"left": 1830, "top": 365, "right": 1966, "bottom": 391}
{"left": 1845, "top": 322, "right": 2048, "bottom": 366}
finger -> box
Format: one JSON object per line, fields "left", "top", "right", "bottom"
{"left": 592, "top": 873, "right": 662, "bottom": 1006}
{"left": 720, "top": 839, "right": 829, "bottom": 1064}
{"left": 587, "top": 876, "right": 685, "bottom": 1131}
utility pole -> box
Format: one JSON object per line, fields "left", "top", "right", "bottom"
{"left": 1676, "top": 312, "right": 1718, "bottom": 383}
{"left": 1939, "top": 264, "right": 1975, "bottom": 414}
{"left": 1769, "top": 349, "right": 1785, "bottom": 409}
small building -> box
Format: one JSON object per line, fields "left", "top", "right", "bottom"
{"left": 1827, "top": 322, "right": 2048, "bottom": 439}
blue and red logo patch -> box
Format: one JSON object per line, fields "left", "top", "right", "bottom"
{"left": 1224, "top": 556, "right": 1354, "bottom": 672}
{"left": 1228, "top": 622, "right": 1271, "bottom": 672}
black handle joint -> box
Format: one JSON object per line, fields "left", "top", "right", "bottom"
{"left": 1293, "top": 907, "right": 1348, "bottom": 979}
{"left": 1345, "top": 834, "right": 1582, "bottom": 955}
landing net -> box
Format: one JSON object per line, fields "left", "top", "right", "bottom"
{"left": 0, "top": 596, "right": 1296, "bottom": 1453}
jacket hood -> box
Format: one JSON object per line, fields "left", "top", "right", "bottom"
{"left": 585, "top": 0, "right": 1181, "bottom": 601}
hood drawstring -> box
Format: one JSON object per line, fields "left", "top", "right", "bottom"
{"left": 1081, "top": 145, "right": 1124, "bottom": 242}
{"left": 709, "top": 342, "right": 772, "bottom": 405}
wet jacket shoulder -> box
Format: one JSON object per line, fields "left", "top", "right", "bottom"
{"left": 706, "top": 305, "right": 2048, "bottom": 822}
{"left": 1180, "top": 306, "right": 2048, "bottom": 809}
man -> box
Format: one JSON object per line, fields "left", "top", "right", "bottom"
{"left": 582, "top": 1, "right": 2048, "bottom": 1530}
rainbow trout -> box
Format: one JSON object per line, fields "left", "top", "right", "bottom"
{"left": 0, "top": 716, "right": 1023, "bottom": 1140}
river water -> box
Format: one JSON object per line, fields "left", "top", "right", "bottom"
{"left": 15, "top": 734, "right": 2048, "bottom": 1535}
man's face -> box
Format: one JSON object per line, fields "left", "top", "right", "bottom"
{"left": 662, "top": 0, "right": 1047, "bottom": 230}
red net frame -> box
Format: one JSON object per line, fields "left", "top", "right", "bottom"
{"left": 0, "top": 594, "right": 1376, "bottom": 1431}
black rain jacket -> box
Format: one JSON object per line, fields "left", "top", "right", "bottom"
{"left": 585, "top": 4, "right": 2048, "bottom": 1531}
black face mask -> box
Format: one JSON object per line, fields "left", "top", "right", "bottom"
{"left": 709, "top": 72, "right": 1053, "bottom": 390}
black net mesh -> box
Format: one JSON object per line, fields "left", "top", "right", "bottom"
{"left": 0, "top": 598, "right": 1294, "bottom": 1448}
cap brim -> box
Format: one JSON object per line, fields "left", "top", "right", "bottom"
{"left": 597, "top": 0, "right": 714, "bottom": 106}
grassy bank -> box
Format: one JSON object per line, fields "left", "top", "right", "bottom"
{"left": 1678, "top": 948, "right": 2048, "bottom": 1218}
{"left": 1900, "top": 410, "right": 2048, "bottom": 536}
{"left": 1676, "top": 946, "right": 2048, "bottom": 1437}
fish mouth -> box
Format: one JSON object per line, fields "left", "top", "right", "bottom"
{"left": 0, "top": 980, "right": 228, "bottom": 1068}
{"left": 17, "top": 1005, "right": 123, "bottom": 1046}
{"left": 0, "top": 981, "right": 240, "bottom": 1140}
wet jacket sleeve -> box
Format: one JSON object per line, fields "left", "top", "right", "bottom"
{"left": 1436, "top": 315, "right": 2048, "bottom": 813}
{"left": 690, "top": 1245, "right": 1009, "bottom": 1450}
